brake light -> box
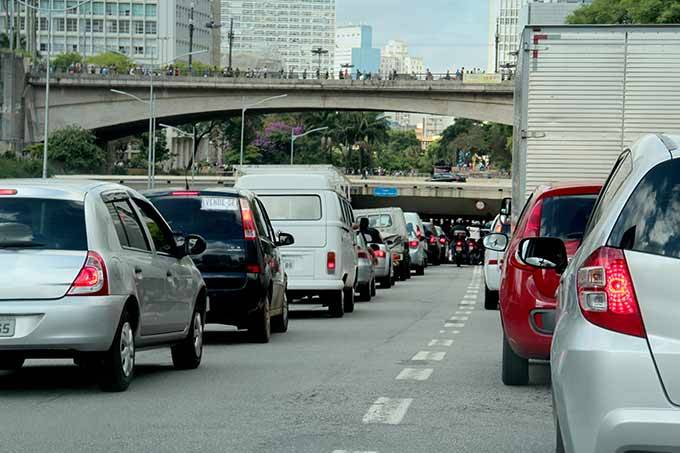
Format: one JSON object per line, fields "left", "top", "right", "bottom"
{"left": 576, "top": 247, "right": 646, "bottom": 338}
{"left": 439, "top": 238, "right": 446, "bottom": 244}
{"left": 488, "top": 259, "right": 498, "bottom": 265}
{"left": 68, "top": 251, "right": 108, "bottom": 296}
{"left": 358, "top": 250, "right": 369, "bottom": 259}
{"left": 409, "top": 240, "right": 419, "bottom": 249}
{"left": 327, "top": 252, "right": 336, "bottom": 272}
{"left": 246, "top": 263, "right": 261, "bottom": 274}
{"left": 374, "top": 250, "right": 386, "bottom": 258}
{"left": 524, "top": 199, "right": 543, "bottom": 238}
{"left": 239, "top": 198, "right": 257, "bottom": 240}
{"left": 0, "top": 189, "right": 17, "bottom": 196}
{"left": 171, "top": 191, "right": 200, "bottom": 196}
{"left": 456, "top": 241, "right": 463, "bottom": 246}
{"left": 392, "top": 252, "right": 400, "bottom": 260}
{"left": 416, "top": 226, "right": 422, "bottom": 238}
{"left": 429, "top": 236, "right": 436, "bottom": 245}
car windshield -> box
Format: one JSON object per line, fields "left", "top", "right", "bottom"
{"left": 150, "top": 195, "right": 243, "bottom": 241}
{"left": 258, "top": 195, "right": 322, "bottom": 221}
{"left": 541, "top": 195, "right": 598, "bottom": 241}
{"left": 367, "top": 214, "right": 393, "bottom": 228}
{"left": 0, "top": 198, "right": 87, "bottom": 250}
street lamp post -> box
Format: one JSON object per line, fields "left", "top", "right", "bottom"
{"left": 239, "top": 94, "right": 288, "bottom": 166}
{"left": 188, "top": 2, "right": 195, "bottom": 74}
{"left": 311, "top": 47, "right": 329, "bottom": 74}
{"left": 159, "top": 124, "right": 197, "bottom": 184}
{"left": 16, "top": 0, "right": 94, "bottom": 179}
{"left": 290, "top": 127, "right": 328, "bottom": 165}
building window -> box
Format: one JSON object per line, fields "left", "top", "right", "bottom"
{"left": 92, "top": 19, "right": 103, "bottom": 33}
{"left": 145, "top": 21, "right": 156, "bottom": 35}
{"left": 145, "top": 4, "right": 157, "bottom": 17}
{"left": 119, "top": 3, "right": 131, "bottom": 16}
{"left": 134, "top": 46, "right": 144, "bottom": 56}
{"left": 132, "top": 4, "right": 144, "bottom": 17}
{"left": 92, "top": 2, "right": 104, "bottom": 15}
{"left": 55, "top": 18, "right": 65, "bottom": 32}
{"left": 39, "top": 17, "right": 48, "bottom": 31}
{"left": 133, "top": 20, "right": 144, "bottom": 34}
{"left": 119, "top": 20, "right": 130, "bottom": 34}
{"left": 106, "top": 19, "right": 117, "bottom": 33}
{"left": 66, "top": 18, "right": 77, "bottom": 32}
{"left": 105, "top": 3, "right": 116, "bottom": 16}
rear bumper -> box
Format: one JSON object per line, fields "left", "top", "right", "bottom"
{"left": 287, "top": 278, "right": 344, "bottom": 292}
{"left": 374, "top": 259, "right": 390, "bottom": 278}
{"left": 0, "top": 295, "right": 127, "bottom": 353}
{"left": 409, "top": 249, "right": 424, "bottom": 267}
{"left": 205, "top": 278, "right": 264, "bottom": 325}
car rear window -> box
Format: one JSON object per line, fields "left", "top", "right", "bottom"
{"left": 258, "top": 195, "right": 322, "bottom": 221}
{"left": 609, "top": 158, "right": 680, "bottom": 259}
{"left": 540, "top": 195, "right": 597, "bottom": 241}
{"left": 150, "top": 196, "right": 243, "bottom": 241}
{"left": 367, "top": 214, "right": 393, "bottom": 228}
{"left": 0, "top": 198, "right": 87, "bottom": 250}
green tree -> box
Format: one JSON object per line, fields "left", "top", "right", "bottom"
{"left": 29, "top": 126, "right": 106, "bottom": 174}
{"left": 567, "top": 0, "right": 680, "bottom": 24}
{"left": 374, "top": 130, "right": 422, "bottom": 172}
{"left": 52, "top": 52, "right": 83, "bottom": 72}
{"left": 87, "top": 52, "right": 134, "bottom": 72}
{"left": 0, "top": 154, "right": 43, "bottom": 178}
{"left": 133, "top": 130, "right": 171, "bottom": 167}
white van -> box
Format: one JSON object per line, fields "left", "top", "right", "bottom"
{"left": 235, "top": 171, "right": 358, "bottom": 318}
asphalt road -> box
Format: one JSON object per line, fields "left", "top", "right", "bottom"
{"left": 0, "top": 265, "right": 554, "bottom": 453}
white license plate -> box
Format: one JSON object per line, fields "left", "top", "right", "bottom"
{"left": 0, "top": 318, "right": 16, "bottom": 337}
{"left": 283, "top": 260, "right": 294, "bottom": 271}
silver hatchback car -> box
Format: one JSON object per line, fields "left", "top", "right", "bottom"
{"left": 0, "top": 180, "right": 208, "bottom": 392}
{"left": 513, "top": 134, "right": 680, "bottom": 453}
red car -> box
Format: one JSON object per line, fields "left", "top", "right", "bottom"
{"left": 498, "top": 182, "right": 601, "bottom": 385}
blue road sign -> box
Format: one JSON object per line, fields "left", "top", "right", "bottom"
{"left": 373, "top": 187, "right": 399, "bottom": 197}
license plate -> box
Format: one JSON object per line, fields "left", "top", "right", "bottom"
{"left": 283, "top": 260, "right": 294, "bottom": 271}
{"left": 455, "top": 246, "right": 463, "bottom": 252}
{"left": 0, "top": 318, "right": 15, "bottom": 337}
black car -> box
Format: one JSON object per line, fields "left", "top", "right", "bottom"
{"left": 430, "top": 172, "right": 467, "bottom": 183}
{"left": 147, "top": 189, "right": 294, "bottom": 343}
{"left": 422, "top": 222, "right": 441, "bottom": 265}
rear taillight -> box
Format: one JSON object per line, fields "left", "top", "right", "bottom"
{"left": 439, "top": 238, "right": 446, "bottom": 244}
{"left": 0, "top": 189, "right": 17, "bottom": 196}
{"left": 246, "top": 263, "right": 261, "bottom": 274}
{"left": 576, "top": 247, "right": 646, "bottom": 338}
{"left": 409, "top": 240, "right": 419, "bottom": 249}
{"left": 429, "top": 236, "right": 436, "bottom": 244}
{"left": 171, "top": 191, "right": 200, "bottom": 196}
{"left": 239, "top": 198, "right": 257, "bottom": 240}
{"left": 358, "top": 250, "right": 369, "bottom": 259}
{"left": 327, "top": 252, "right": 336, "bottom": 272}
{"left": 456, "top": 241, "right": 463, "bottom": 246}
{"left": 392, "top": 252, "right": 400, "bottom": 260}
{"left": 524, "top": 199, "right": 543, "bottom": 238}
{"left": 68, "top": 251, "right": 108, "bottom": 296}
{"left": 374, "top": 250, "right": 386, "bottom": 258}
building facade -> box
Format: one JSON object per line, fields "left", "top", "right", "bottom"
{"left": 220, "top": 0, "right": 335, "bottom": 73}
{"left": 335, "top": 25, "right": 380, "bottom": 75}
{"left": 380, "top": 39, "right": 425, "bottom": 76}
{"left": 0, "top": 0, "right": 215, "bottom": 66}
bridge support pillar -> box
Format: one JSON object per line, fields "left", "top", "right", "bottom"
{"left": 1, "top": 54, "right": 27, "bottom": 154}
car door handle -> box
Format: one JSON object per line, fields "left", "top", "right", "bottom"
{"left": 134, "top": 267, "right": 143, "bottom": 279}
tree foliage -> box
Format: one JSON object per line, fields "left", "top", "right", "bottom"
{"left": 567, "top": 0, "right": 680, "bottom": 24}
{"left": 52, "top": 52, "right": 83, "bottom": 72}
{"left": 28, "top": 126, "right": 106, "bottom": 174}
{"left": 86, "top": 52, "right": 135, "bottom": 71}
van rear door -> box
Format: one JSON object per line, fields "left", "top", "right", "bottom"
{"left": 259, "top": 194, "right": 325, "bottom": 278}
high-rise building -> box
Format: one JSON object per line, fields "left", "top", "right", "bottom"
{"left": 380, "top": 39, "right": 425, "bottom": 76}
{"left": 220, "top": 0, "right": 335, "bottom": 73}
{"left": 335, "top": 25, "right": 380, "bottom": 75}
{"left": 487, "top": 0, "right": 592, "bottom": 73}
{"left": 0, "top": 1, "right": 215, "bottom": 66}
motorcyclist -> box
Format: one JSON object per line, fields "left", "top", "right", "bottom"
{"left": 450, "top": 221, "right": 470, "bottom": 266}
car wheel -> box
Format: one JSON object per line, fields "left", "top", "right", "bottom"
{"left": 172, "top": 306, "right": 205, "bottom": 369}
{"left": 328, "top": 290, "right": 344, "bottom": 318}
{"left": 98, "top": 310, "right": 135, "bottom": 392}
{"left": 248, "top": 294, "right": 272, "bottom": 343}
{"left": 484, "top": 284, "right": 500, "bottom": 310}
{"left": 502, "top": 333, "right": 529, "bottom": 386}
{"left": 272, "top": 293, "right": 289, "bottom": 333}
{"left": 416, "top": 265, "right": 425, "bottom": 276}
{"left": 344, "top": 286, "right": 355, "bottom": 312}
{"left": 379, "top": 276, "right": 392, "bottom": 289}
{"left": 358, "top": 283, "right": 371, "bottom": 302}
{"left": 0, "top": 354, "right": 25, "bottom": 371}
{"left": 370, "top": 278, "right": 377, "bottom": 297}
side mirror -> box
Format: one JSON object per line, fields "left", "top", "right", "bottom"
{"left": 277, "top": 232, "right": 295, "bottom": 247}
{"left": 500, "top": 197, "right": 512, "bottom": 216}
{"left": 482, "top": 233, "right": 509, "bottom": 253}
{"left": 185, "top": 234, "right": 207, "bottom": 256}
{"left": 517, "top": 237, "right": 568, "bottom": 274}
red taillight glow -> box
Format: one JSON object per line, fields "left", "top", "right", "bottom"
{"left": 246, "top": 263, "right": 261, "bottom": 274}
{"left": 409, "top": 240, "right": 419, "bottom": 249}
{"left": 577, "top": 247, "right": 645, "bottom": 338}
{"left": 524, "top": 199, "right": 543, "bottom": 238}
{"left": 429, "top": 236, "right": 436, "bottom": 245}
{"left": 456, "top": 241, "right": 463, "bottom": 246}
{"left": 239, "top": 198, "right": 257, "bottom": 240}
{"left": 327, "top": 252, "right": 336, "bottom": 272}
{"left": 374, "top": 250, "right": 386, "bottom": 258}
{"left": 439, "top": 238, "right": 446, "bottom": 244}
{"left": 171, "top": 191, "right": 200, "bottom": 196}
{"left": 358, "top": 250, "right": 369, "bottom": 259}
{"left": 0, "top": 189, "right": 17, "bottom": 196}
{"left": 488, "top": 259, "right": 498, "bottom": 265}
{"left": 68, "top": 251, "right": 108, "bottom": 296}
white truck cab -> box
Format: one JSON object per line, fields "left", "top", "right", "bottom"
{"left": 235, "top": 167, "right": 358, "bottom": 318}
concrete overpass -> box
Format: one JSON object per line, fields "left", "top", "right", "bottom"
{"left": 54, "top": 174, "right": 511, "bottom": 218}
{"left": 23, "top": 73, "right": 514, "bottom": 142}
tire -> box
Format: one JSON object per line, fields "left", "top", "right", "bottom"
{"left": 370, "top": 279, "right": 377, "bottom": 297}
{"left": 248, "top": 293, "right": 272, "bottom": 343}
{"left": 98, "top": 310, "right": 135, "bottom": 392}
{"left": 379, "top": 276, "right": 392, "bottom": 289}
{"left": 172, "top": 306, "right": 205, "bottom": 369}
{"left": 485, "top": 284, "right": 500, "bottom": 310}
{"left": 0, "top": 354, "right": 25, "bottom": 371}
{"left": 344, "top": 286, "right": 355, "bottom": 313}
{"left": 502, "top": 333, "right": 529, "bottom": 386}
{"left": 271, "top": 293, "right": 289, "bottom": 333}
{"left": 358, "top": 283, "right": 371, "bottom": 302}
{"left": 415, "top": 265, "right": 425, "bottom": 276}
{"left": 328, "top": 290, "right": 344, "bottom": 318}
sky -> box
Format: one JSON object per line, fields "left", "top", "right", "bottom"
{"left": 336, "top": 0, "right": 491, "bottom": 73}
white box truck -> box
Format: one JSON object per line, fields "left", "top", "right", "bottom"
{"left": 511, "top": 25, "right": 680, "bottom": 219}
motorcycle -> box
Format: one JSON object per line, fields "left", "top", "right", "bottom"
{"left": 467, "top": 239, "right": 483, "bottom": 265}
{"left": 451, "top": 235, "right": 467, "bottom": 267}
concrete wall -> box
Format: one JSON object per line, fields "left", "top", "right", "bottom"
{"left": 0, "top": 54, "right": 26, "bottom": 153}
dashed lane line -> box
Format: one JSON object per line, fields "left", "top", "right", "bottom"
{"left": 411, "top": 351, "right": 447, "bottom": 361}
{"left": 428, "top": 339, "right": 454, "bottom": 347}
{"left": 362, "top": 398, "right": 414, "bottom": 425}
{"left": 332, "top": 450, "right": 378, "bottom": 453}
{"left": 396, "top": 368, "right": 434, "bottom": 381}
{"left": 445, "top": 323, "right": 465, "bottom": 328}
{"left": 449, "top": 316, "right": 469, "bottom": 321}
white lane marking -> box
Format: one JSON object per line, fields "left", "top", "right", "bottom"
{"left": 449, "top": 316, "right": 469, "bottom": 321}
{"left": 451, "top": 330, "right": 461, "bottom": 334}
{"left": 332, "top": 450, "right": 378, "bottom": 453}
{"left": 456, "top": 311, "right": 472, "bottom": 315}
{"left": 396, "top": 368, "right": 434, "bottom": 381}
{"left": 411, "top": 351, "right": 446, "bottom": 361}
{"left": 439, "top": 330, "right": 446, "bottom": 333}
{"left": 362, "top": 398, "right": 413, "bottom": 425}
{"left": 445, "top": 322, "right": 465, "bottom": 328}
{"left": 428, "top": 339, "right": 453, "bottom": 347}
{"left": 463, "top": 294, "right": 477, "bottom": 299}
